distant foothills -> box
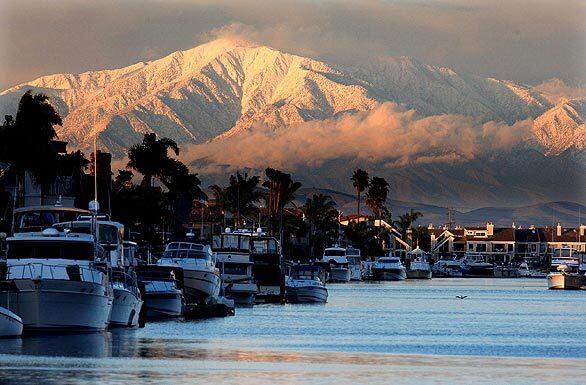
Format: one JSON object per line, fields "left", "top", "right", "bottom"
{"left": 0, "top": 39, "right": 584, "bottom": 208}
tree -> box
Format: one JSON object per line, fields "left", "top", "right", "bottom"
{"left": 0, "top": 91, "right": 63, "bottom": 205}
{"left": 263, "top": 168, "right": 302, "bottom": 241}
{"left": 210, "top": 172, "right": 263, "bottom": 226}
{"left": 365, "top": 177, "right": 390, "bottom": 220}
{"left": 301, "top": 193, "right": 338, "bottom": 257}
{"left": 365, "top": 176, "right": 390, "bottom": 248}
{"left": 351, "top": 169, "right": 369, "bottom": 218}
{"left": 393, "top": 209, "right": 423, "bottom": 236}
{"left": 126, "top": 133, "right": 180, "bottom": 188}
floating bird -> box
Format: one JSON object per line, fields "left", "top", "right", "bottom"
{"left": 456, "top": 295, "right": 468, "bottom": 299}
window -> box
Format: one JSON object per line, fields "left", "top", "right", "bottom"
{"left": 508, "top": 244, "right": 513, "bottom": 252}
{"left": 468, "top": 243, "right": 474, "bottom": 250}
{"left": 324, "top": 249, "right": 346, "bottom": 256}
{"left": 7, "top": 241, "right": 94, "bottom": 260}
{"left": 221, "top": 263, "right": 250, "bottom": 275}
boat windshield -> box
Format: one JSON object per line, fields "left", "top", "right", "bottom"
{"left": 14, "top": 209, "right": 88, "bottom": 232}
{"left": 7, "top": 240, "right": 95, "bottom": 260}
{"left": 162, "top": 249, "right": 211, "bottom": 261}
{"left": 55, "top": 223, "right": 120, "bottom": 245}
{"left": 324, "top": 249, "right": 346, "bottom": 257}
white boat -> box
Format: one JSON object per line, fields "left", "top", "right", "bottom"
{"left": 136, "top": 265, "right": 184, "bottom": 318}
{"left": 286, "top": 265, "right": 328, "bottom": 303}
{"left": 432, "top": 259, "right": 463, "bottom": 277}
{"left": 109, "top": 269, "right": 142, "bottom": 327}
{"left": 372, "top": 256, "right": 407, "bottom": 281}
{"left": 460, "top": 253, "right": 494, "bottom": 277}
{"left": 54, "top": 219, "right": 143, "bottom": 328}
{"left": 346, "top": 247, "right": 363, "bottom": 281}
{"left": 406, "top": 247, "right": 432, "bottom": 279}
{"left": 0, "top": 228, "right": 114, "bottom": 332}
{"left": 321, "top": 246, "right": 351, "bottom": 283}
{"left": 158, "top": 242, "right": 221, "bottom": 304}
{"left": 213, "top": 229, "right": 285, "bottom": 304}
{"left": 0, "top": 306, "right": 23, "bottom": 337}
{"left": 547, "top": 248, "right": 585, "bottom": 290}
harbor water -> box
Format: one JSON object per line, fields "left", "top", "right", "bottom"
{"left": 1, "top": 278, "right": 585, "bottom": 384}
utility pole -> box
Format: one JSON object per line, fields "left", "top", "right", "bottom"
{"left": 446, "top": 206, "right": 454, "bottom": 229}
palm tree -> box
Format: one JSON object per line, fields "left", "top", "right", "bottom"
{"left": 210, "top": 172, "right": 263, "bottom": 226}
{"left": 351, "top": 169, "right": 369, "bottom": 218}
{"left": 365, "top": 176, "right": 390, "bottom": 248}
{"left": 365, "top": 177, "right": 390, "bottom": 220}
{"left": 127, "top": 133, "right": 179, "bottom": 188}
{"left": 301, "top": 193, "right": 338, "bottom": 256}
{"left": 0, "top": 91, "right": 62, "bottom": 206}
{"left": 263, "top": 168, "right": 302, "bottom": 241}
{"left": 393, "top": 209, "right": 423, "bottom": 236}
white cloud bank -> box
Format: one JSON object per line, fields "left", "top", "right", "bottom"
{"left": 182, "top": 103, "right": 533, "bottom": 172}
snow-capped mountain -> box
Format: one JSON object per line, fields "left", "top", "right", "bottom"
{"left": 532, "top": 98, "right": 585, "bottom": 155}
{"left": 0, "top": 38, "right": 569, "bottom": 157}
{"left": 0, "top": 38, "right": 583, "bottom": 206}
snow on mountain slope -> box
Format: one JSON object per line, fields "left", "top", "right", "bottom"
{"left": 532, "top": 98, "right": 585, "bottom": 155}
{"left": 0, "top": 38, "right": 562, "bottom": 157}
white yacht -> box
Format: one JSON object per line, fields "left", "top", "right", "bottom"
{"left": 158, "top": 241, "right": 221, "bottom": 304}
{"left": 54, "top": 219, "right": 143, "bottom": 328}
{"left": 0, "top": 305, "right": 23, "bottom": 337}
{"left": 136, "top": 265, "right": 184, "bottom": 318}
{"left": 0, "top": 228, "right": 114, "bottom": 332}
{"left": 213, "top": 230, "right": 259, "bottom": 306}
{"left": 213, "top": 229, "right": 285, "bottom": 304}
{"left": 406, "top": 247, "right": 432, "bottom": 279}
{"left": 286, "top": 265, "right": 328, "bottom": 303}
{"left": 321, "top": 246, "right": 351, "bottom": 283}
{"left": 547, "top": 247, "right": 585, "bottom": 290}
{"left": 460, "top": 252, "right": 494, "bottom": 277}
{"left": 346, "top": 247, "right": 363, "bottom": 281}
{"left": 432, "top": 259, "right": 463, "bottom": 277}
{"left": 372, "top": 255, "right": 407, "bottom": 281}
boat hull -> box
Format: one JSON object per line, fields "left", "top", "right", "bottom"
{"left": 373, "top": 268, "right": 407, "bottom": 281}
{"left": 286, "top": 286, "right": 328, "bottom": 303}
{"left": 547, "top": 273, "right": 586, "bottom": 290}
{"left": 144, "top": 291, "right": 183, "bottom": 318}
{"left": 0, "top": 306, "right": 23, "bottom": 337}
{"left": 109, "top": 286, "right": 142, "bottom": 327}
{"left": 406, "top": 269, "right": 432, "bottom": 279}
{"left": 182, "top": 269, "right": 222, "bottom": 303}
{"left": 329, "top": 267, "right": 351, "bottom": 283}
{"left": 223, "top": 282, "right": 257, "bottom": 306}
{"left": 349, "top": 266, "right": 362, "bottom": 281}
{"left": 0, "top": 279, "right": 113, "bottom": 332}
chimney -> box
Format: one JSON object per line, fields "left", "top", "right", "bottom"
{"left": 580, "top": 224, "right": 585, "bottom": 237}
{"left": 428, "top": 223, "right": 434, "bottom": 230}
{"left": 529, "top": 224, "right": 535, "bottom": 230}
{"left": 487, "top": 222, "right": 494, "bottom": 236}
{"left": 556, "top": 223, "right": 562, "bottom": 237}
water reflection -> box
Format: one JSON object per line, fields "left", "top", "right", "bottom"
{"left": 1, "top": 279, "right": 585, "bottom": 384}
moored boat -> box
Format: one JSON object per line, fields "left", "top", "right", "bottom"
{"left": 432, "top": 259, "right": 463, "bottom": 277}
{"left": 372, "top": 255, "right": 407, "bottom": 281}
{"left": 136, "top": 265, "right": 184, "bottom": 318}
{"left": 321, "top": 246, "right": 351, "bottom": 283}
{"left": 460, "top": 252, "right": 494, "bottom": 277}
{"left": 406, "top": 247, "right": 432, "bottom": 279}
{"left": 0, "top": 228, "right": 114, "bottom": 332}
{"left": 158, "top": 241, "right": 221, "bottom": 304}
{"left": 286, "top": 265, "right": 328, "bottom": 303}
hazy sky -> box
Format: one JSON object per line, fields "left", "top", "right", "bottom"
{"left": 1, "top": 0, "right": 584, "bottom": 90}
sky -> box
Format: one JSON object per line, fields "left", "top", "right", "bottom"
{"left": 1, "top": 0, "right": 585, "bottom": 90}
